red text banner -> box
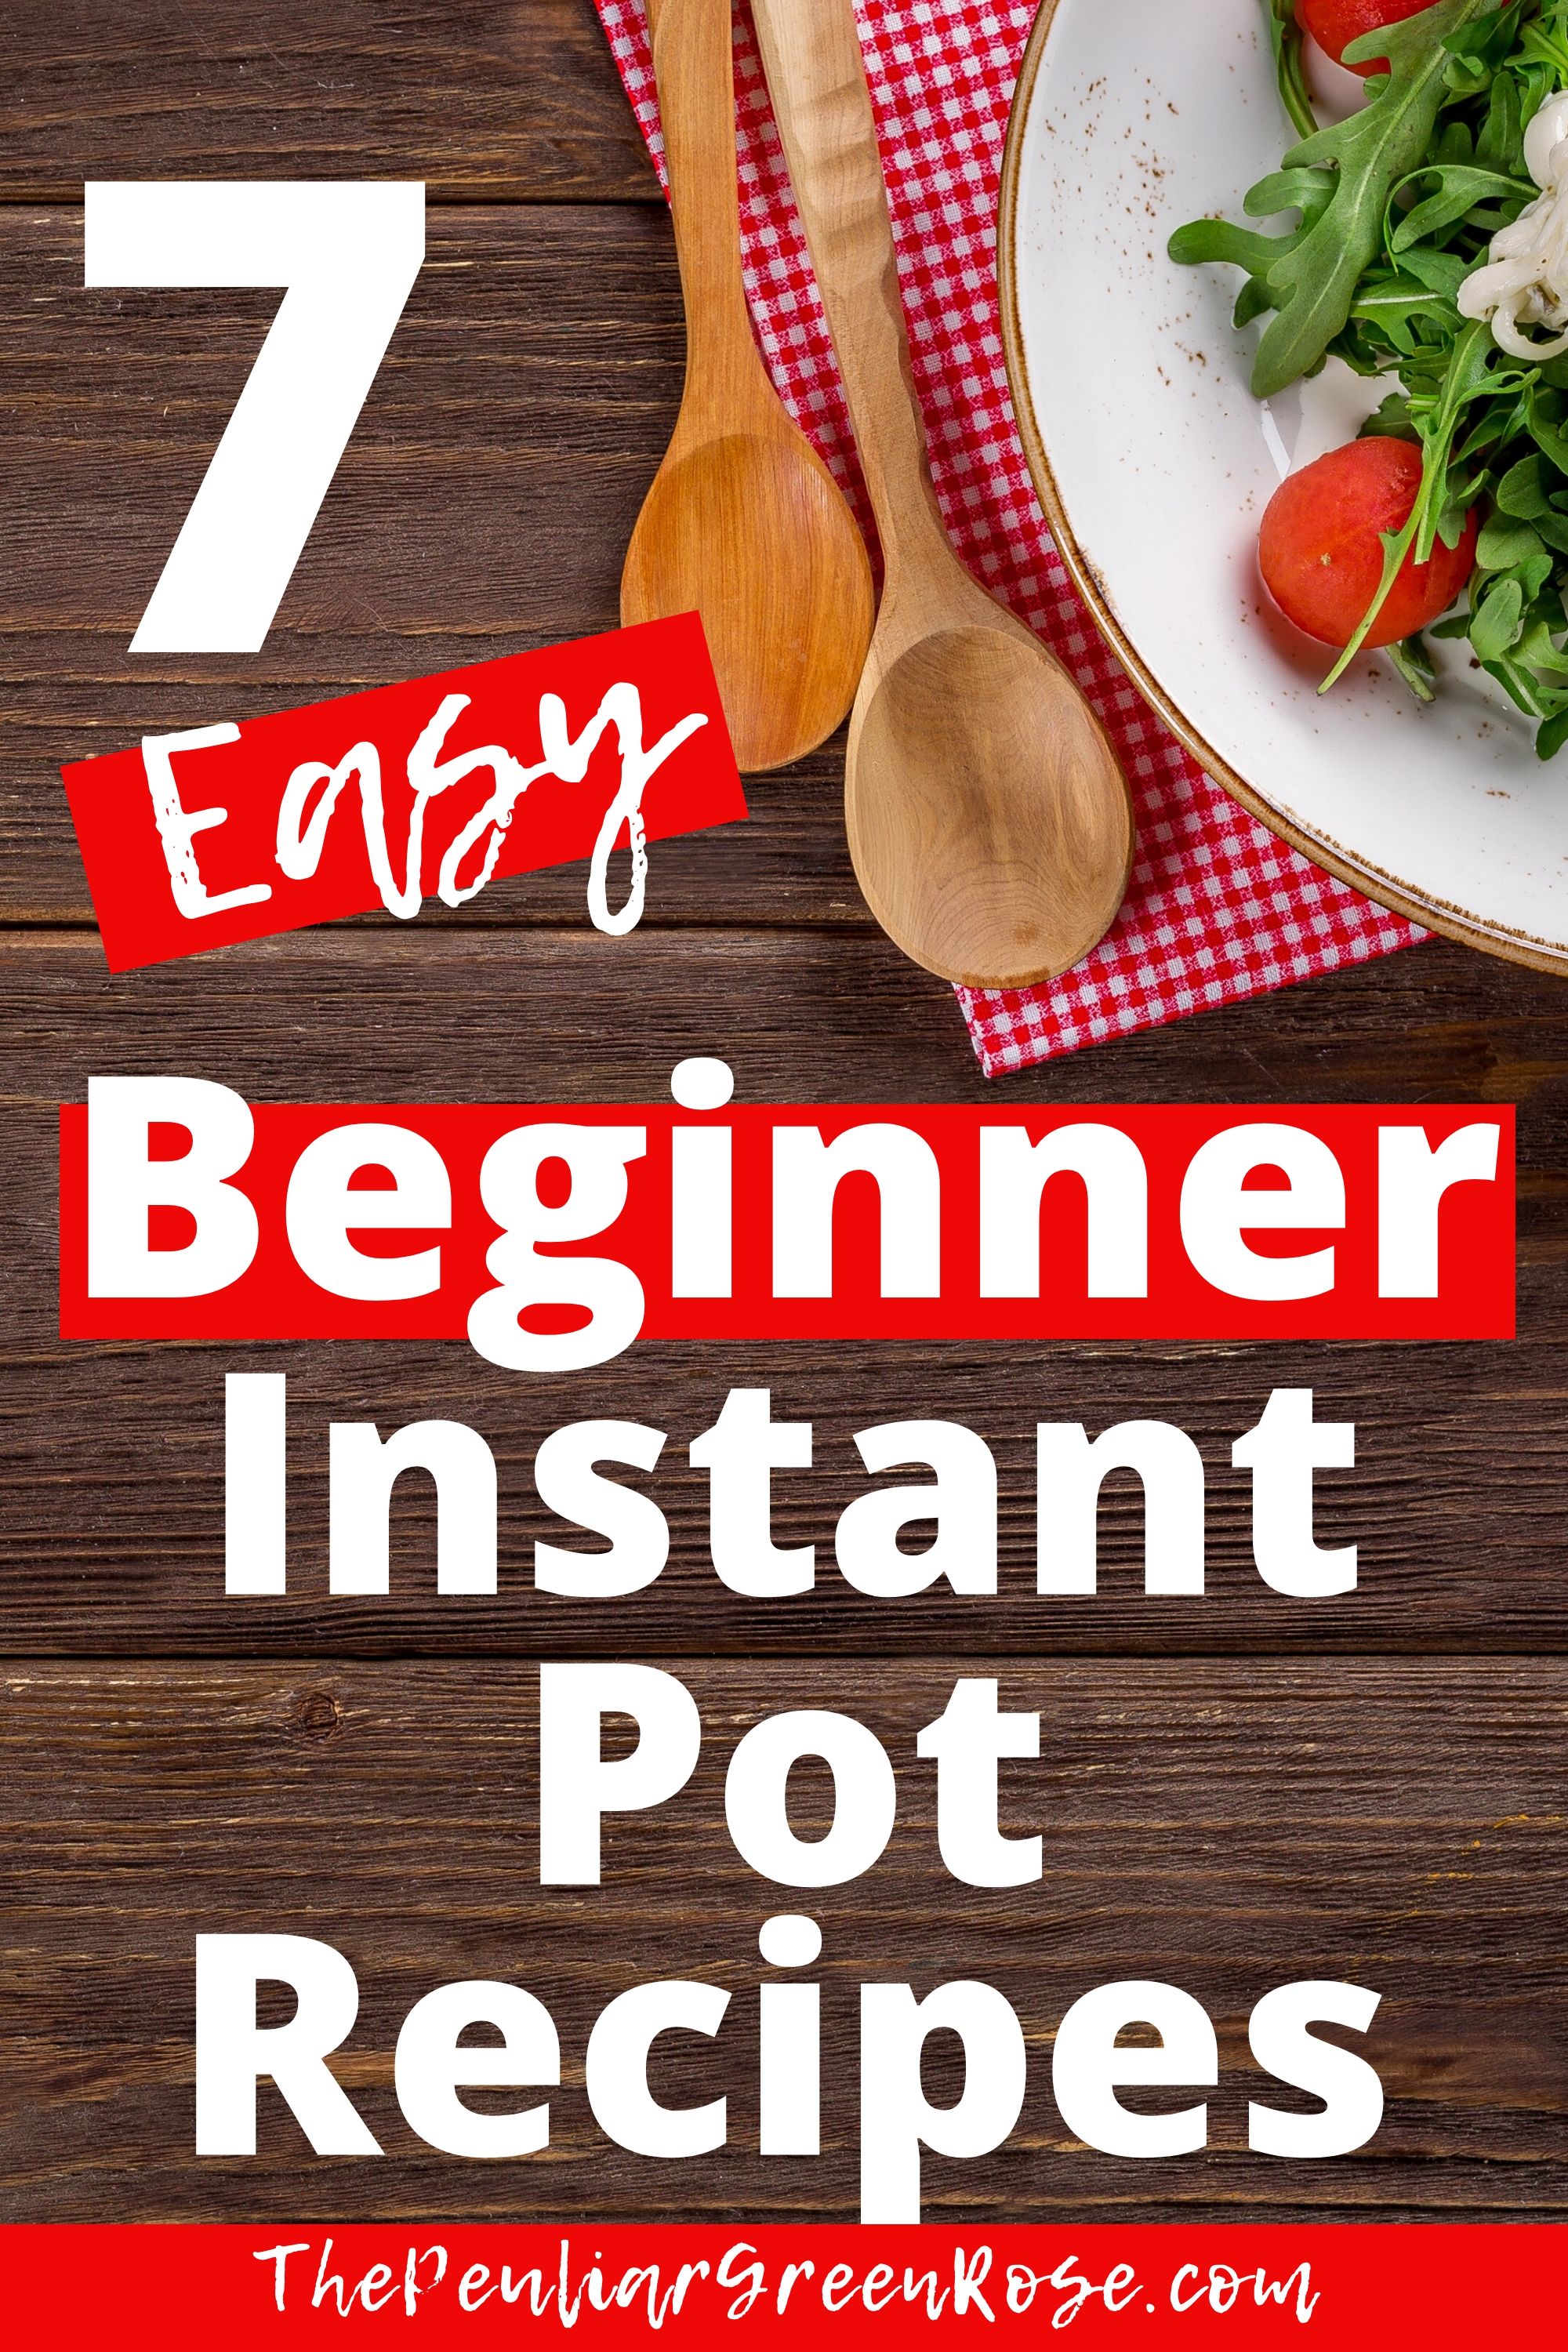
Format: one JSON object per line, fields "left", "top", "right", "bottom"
{"left": 59, "top": 616, "right": 747, "bottom": 971}
{"left": 0, "top": 2223, "right": 1560, "bottom": 2344}
{"left": 59, "top": 1095, "right": 1515, "bottom": 1352}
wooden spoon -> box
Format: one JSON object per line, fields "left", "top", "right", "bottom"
{"left": 621, "top": 0, "right": 873, "bottom": 775}
{"left": 750, "top": 0, "right": 1133, "bottom": 988}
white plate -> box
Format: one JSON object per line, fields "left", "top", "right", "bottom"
{"left": 1000, "top": 0, "right": 1568, "bottom": 970}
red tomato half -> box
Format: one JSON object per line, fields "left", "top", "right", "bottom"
{"left": 1258, "top": 438, "right": 1479, "bottom": 649}
{"left": 1298, "top": 0, "right": 1432, "bottom": 74}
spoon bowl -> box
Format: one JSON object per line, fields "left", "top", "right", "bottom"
{"left": 623, "top": 425, "right": 873, "bottom": 775}
{"left": 847, "top": 622, "right": 1132, "bottom": 987}
{"left": 620, "top": 0, "right": 873, "bottom": 775}
{"left": 752, "top": 0, "right": 1132, "bottom": 988}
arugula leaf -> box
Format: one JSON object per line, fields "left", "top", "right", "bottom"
{"left": 1320, "top": 317, "right": 1515, "bottom": 688}
{"left": 1387, "top": 162, "right": 1532, "bottom": 249}
{"left": 1521, "top": 11, "right": 1568, "bottom": 79}
{"left": 1474, "top": 47, "right": 1525, "bottom": 166}
{"left": 1472, "top": 577, "right": 1526, "bottom": 658}
{"left": 1526, "top": 383, "right": 1568, "bottom": 474}
{"left": 1261, "top": 0, "right": 1317, "bottom": 143}
{"left": 1173, "top": 0, "right": 1568, "bottom": 754}
{"left": 1443, "top": 0, "right": 1531, "bottom": 92}
{"left": 1359, "top": 392, "right": 1421, "bottom": 437}
{"left": 1386, "top": 633, "right": 1439, "bottom": 699}
{"left": 1398, "top": 242, "right": 1475, "bottom": 294}
{"left": 1477, "top": 512, "right": 1550, "bottom": 568}
{"left": 1170, "top": 0, "right": 1500, "bottom": 397}
{"left": 1514, "top": 615, "right": 1568, "bottom": 673}
{"left": 1496, "top": 451, "right": 1557, "bottom": 513}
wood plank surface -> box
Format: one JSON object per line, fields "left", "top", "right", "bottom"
{"left": 3, "top": 0, "right": 1568, "bottom": 2240}
{"left": 0, "top": 206, "right": 684, "bottom": 681}
{"left": 0, "top": 928, "right": 1560, "bottom": 1657}
{"left": 5, "top": 1330, "right": 1560, "bottom": 1659}
{"left": 0, "top": 2, "right": 659, "bottom": 201}
{"left": 0, "top": 201, "right": 873, "bottom": 931}
{"left": 4, "top": 926, "right": 1563, "bottom": 1115}
{"left": 4, "top": 1659, "right": 1565, "bottom": 2221}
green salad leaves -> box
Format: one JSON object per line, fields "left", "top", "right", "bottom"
{"left": 1171, "top": 0, "right": 1568, "bottom": 756}
{"left": 1173, "top": 0, "right": 1501, "bottom": 399}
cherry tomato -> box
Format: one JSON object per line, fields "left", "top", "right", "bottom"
{"left": 1297, "top": 0, "right": 1433, "bottom": 75}
{"left": 1258, "top": 437, "right": 1479, "bottom": 649}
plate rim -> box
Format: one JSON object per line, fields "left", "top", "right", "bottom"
{"left": 997, "top": 0, "right": 1568, "bottom": 977}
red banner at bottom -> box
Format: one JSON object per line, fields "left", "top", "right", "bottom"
{"left": 3, "top": 2224, "right": 1559, "bottom": 2346}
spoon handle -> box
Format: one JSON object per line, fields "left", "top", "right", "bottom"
{"left": 648, "top": 0, "right": 764, "bottom": 387}
{"left": 750, "top": 0, "right": 954, "bottom": 596}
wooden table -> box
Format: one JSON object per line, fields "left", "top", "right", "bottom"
{"left": 2, "top": 0, "right": 1566, "bottom": 2226}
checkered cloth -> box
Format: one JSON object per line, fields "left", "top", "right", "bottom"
{"left": 594, "top": 0, "right": 1424, "bottom": 1074}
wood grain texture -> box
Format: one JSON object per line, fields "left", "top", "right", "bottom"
{"left": 5, "top": 926, "right": 1565, "bottom": 1115}
{"left": 2, "top": 1330, "right": 1563, "bottom": 1658}
{"left": 4, "top": 1658, "right": 1566, "bottom": 2221}
{"left": 620, "top": 0, "right": 873, "bottom": 772}
{"left": 4, "top": 0, "right": 1568, "bottom": 2239}
{"left": 0, "top": 205, "right": 682, "bottom": 665}
{"left": 0, "top": 1, "right": 658, "bottom": 201}
{"left": 752, "top": 0, "right": 1131, "bottom": 989}
{"left": 0, "top": 201, "right": 865, "bottom": 928}
{"left": 0, "top": 928, "right": 1561, "bottom": 1657}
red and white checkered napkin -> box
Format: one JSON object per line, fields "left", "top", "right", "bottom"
{"left": 595, "top": 0, "right": 1425, "bottom": 1075}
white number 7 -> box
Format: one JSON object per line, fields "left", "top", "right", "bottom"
{"left": 85, "top": 182, "right": 426, "bottom": 654}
